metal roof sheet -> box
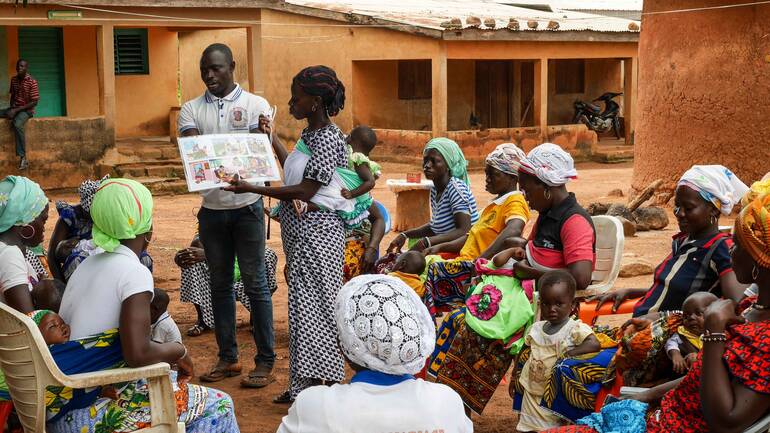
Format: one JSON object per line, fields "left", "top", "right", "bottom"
{"left": 497, "top": 0, "right": 642, "bottom": 11}
{"left": 286, "top": 0, "right": 640, "bottom": 33}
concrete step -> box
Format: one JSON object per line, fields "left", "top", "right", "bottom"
{"left": 114, "top": 163, "right": 185, "bottom": 179}
{"left": 130, "top": 176, "right": 191, "bottom": 196}
{"left": 592, "top": 147, "right": 634, "bottom": 163}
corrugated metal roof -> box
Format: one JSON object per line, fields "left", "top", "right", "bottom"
{"left": 285, "top": 0, "right": 640, "bottom": 33}
{"left": 496, "top": 0, "right": 642, "bottom": 11}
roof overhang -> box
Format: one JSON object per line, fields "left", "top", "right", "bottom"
{"left": 0, "top": 0, "right": 280, "bottom": 7}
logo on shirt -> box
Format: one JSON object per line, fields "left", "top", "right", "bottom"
{"left": 229, "top": 107, "right": 248, "bottom": 129}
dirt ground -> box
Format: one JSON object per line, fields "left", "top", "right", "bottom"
{"left": 44, "top": 161, "right": 736, "bottom": 433}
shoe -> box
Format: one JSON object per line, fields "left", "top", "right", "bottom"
{"left": 240, "top": 364, "right": 275, "bottom": 388}
{"left": 199, "top": 360, "right": 242, "bottom": 382}
{"left": 18, "top": 157, "right": 27, "bottom": 170}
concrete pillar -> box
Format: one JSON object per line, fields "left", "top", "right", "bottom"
{"left": 623, "top": 56, "right": 638, "bottom": 145}
{"left": 534, "top": 58, "right": 548, "bottom": 136}
{"left": 431, "top": 43, "right": 448, "bottom": 137}
{"left": 96, "top": 25, "right": 116, "bottom": 140}
{"left": 246, "top": 24, "right": 263, "bottom": 95}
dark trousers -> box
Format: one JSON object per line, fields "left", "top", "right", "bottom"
{"left": 197, "top": 199, "right": 275, "bottom": 367}
{"left": 0, "top": 108, "right": 31, "bottom": 158}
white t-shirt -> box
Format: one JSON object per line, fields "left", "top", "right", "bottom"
{"left": 0, "top": 241, "right": 37, "bottom": 303}
{"left": 151, "top": 312, "right": 182, "bottom": 344}
{"left": 60, "top": 245, "right": 154, "bottom": 340}
{"left": 178, "top": 83, "right": 271, "bottom": 210}
{"left": 276, "top": 379, "right": 474, "bottom": 433}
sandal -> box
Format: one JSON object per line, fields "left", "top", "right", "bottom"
{"left": 199, "top": 361, "right": 242, "bottom": 383}
{"left": 240, "top": 366, "right": 275, "bottom": 388}
{"left": 186, "top": 324, "right": 210, "bottom": 337}
{"left": 272, "top": 390, "right": 294, "bottom": 404}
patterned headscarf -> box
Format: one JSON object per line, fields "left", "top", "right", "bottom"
{"left": 519, "top": 143, "right": 578, "bottom": 187}
{"left": 424, "top": 138, "right": 470, "bottom": 185}
{"left": 336, "top": 275, "right": 435, "bottom": 375}
{"left": 27, "top": 309, "right": 54, "bottom": 326}
{"left": 485, "top": 143, "right": 526, "bottom": 176}
{"left": 735, "top": 192, "right": 770, "bottom": 269}
{"left": 0, "top": 176, "right": 48, "bottom": 233}
{"left": 741, "top": 178, "right": 770, "bottom": 208}
{"left": 677, "top": 165, "right": 749, "bottom": 216}
{"left": 90, "top": 179, "right": 154, "bottom": 253}
{"left": 78, "top": 175, "right": 109, "bottom": 213}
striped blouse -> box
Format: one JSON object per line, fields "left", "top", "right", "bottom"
{"left": 429, "top": 177, "right": 479, "bottom": 235}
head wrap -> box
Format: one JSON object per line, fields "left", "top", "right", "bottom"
{"left": 735, "top": 192, "right": 770, "bottom": 269}
{"left": 519, "top": 143, "right": 578, "bottom": 187}
{"left": 741, "top": 178, "right": 770, "bottom": 208}
{"left": 336, "top": 274, "right": 435, "bottom": 375}
{"left": 0, "top": 176, "right": 48, "bottom": 233}
{"left": 677, "top": 165, "right": 749, "bottom": 216}
{"left": 90, "top": 178, "right": 154, "bottom": 253}
{"left": 78, "top": 175, "right": 109, "bottom": 213}
{"left": 424, "top": 138, "right": 469, "bottom": 185}
{"left": 27, "top": 309, "right": 54, "bottom": 326}
{"left": 485, "top": 143, "right": 526, "bottom": 176}
{"left": 293, "top": 65, "right": 346, "bottom": 117}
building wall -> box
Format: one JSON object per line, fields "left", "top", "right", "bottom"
{"left": 63, "top": 27, "right": 100, "bottom": 118}
{"left": 352, "top": 60, "right": 432, "bottom": 131}
{"left": 548, "top": 58, "right": 623, "bottom": 125}
{"left": 261, "top": 9, "right": 439, "bottom": 142}
{"left": 178, "top": 28, "right": 248, "bottom": 104}
{"left": 447, "top": 59, "right": 475, "bottom": 131}
{"left": 115, "top": 27, "right": 179, "bottom": 137}
{"left": 632, "top": 0, "right": 770, "bottom": 193}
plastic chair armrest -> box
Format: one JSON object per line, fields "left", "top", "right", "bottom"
{"left": 58, "top": 363, "right": 171, "bottom": 389}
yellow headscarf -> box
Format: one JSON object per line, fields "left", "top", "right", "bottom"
{"left": 90, "top": 179, "right": 154, "bottom": 253}
{"left": 741, "top": 178, "right": 770, "bottom": 208}
{"left": 735, "top": 192, "right": 770, "bottom": 269}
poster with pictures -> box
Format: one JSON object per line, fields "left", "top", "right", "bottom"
{"left": 178, "top": 133, "right": 281, "bottom": 192}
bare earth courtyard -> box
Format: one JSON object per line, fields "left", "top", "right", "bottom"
{"left": 44, "top": 161, "right": 712, "bottom": 433}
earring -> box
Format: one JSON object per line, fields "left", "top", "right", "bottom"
{"left": 711, "top": 215, "right": 717, "bottom": 225}
{"left": 753, "top": 265, "right": 760, "bottom": 281}
{"left": 544, "top": 189, "right": 551, "bottom": 200}
{"left": 311, "top": 105, "right": 317, "bottom": 113}
{"left": 19, "top": 225, "right": 35, "bottom": 240}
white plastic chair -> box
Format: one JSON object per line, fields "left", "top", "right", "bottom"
{"left": 584, "top": 215, "right": 624, "bottom": 295}
{"left": 620, "top": 386, "right": 770, "bottom": 432}
{"left": 0, "top": 302, "right": 184, "bottom": 433}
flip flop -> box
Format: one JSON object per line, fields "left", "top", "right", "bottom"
{"left": 272, "top": 390, "right": 294, "bottom": 404}
{"left": 186, "top": 324, "right": 210, "bottom": 337}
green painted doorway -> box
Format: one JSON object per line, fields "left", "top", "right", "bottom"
{"left": 18, "top": 27, "right": 66, "bottom": 117}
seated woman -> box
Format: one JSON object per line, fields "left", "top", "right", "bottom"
{"left": 56, "top": 178, "right": 238, "bottom": 433}
{"left": 387, "top": 137, "right": 479, "bottom": 254}
{"left": 421, "top": 143, "right": 530, "bottom": 312}
{"left": 593, "top": 165, "right": 749, "bottom": 385}
{"left": 427, "top": 143, "right": 597, "bottom": 416}
{"left": 544, "top": 190, "right": 770, "bottom": 433}
{"left": 276, "top": 274, "right": 472, "bottom": 433}
{"left": 0, "top": 175, "right": 50, "bottom": 313}
{"left": 177, "top": 233, "right": 279, "bottom": 336}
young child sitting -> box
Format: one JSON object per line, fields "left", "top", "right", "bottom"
{"left": 150, "top": 288, "right": 182, "bottom": 344}
{"left": 388, "top": 250, "right": 426, "bottom": 297}
{"left": 290, "top": 126, "right": 381, "bottom": 228}
{"left": 28, "top": 309, "right": 70, "bottom": 345}
{"left": 32, "top": 279, "right": 66, "bottom": 312}
{"left": 665, "top": 291, "right": 718, "bottom": 375}
{"left": 516, "top": 270, "right": 600, "bottom": 433}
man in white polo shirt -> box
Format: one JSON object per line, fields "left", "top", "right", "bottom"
{"left": 178, "top": 43, "right": 275, "bottom": 388}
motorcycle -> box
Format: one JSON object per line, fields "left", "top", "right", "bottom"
{"left": 573, "top": 92, "right": 623, "bottom": 139}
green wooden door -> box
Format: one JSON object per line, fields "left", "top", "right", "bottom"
{"left": 18, "top": 27, "right": 66, "bottom": 117}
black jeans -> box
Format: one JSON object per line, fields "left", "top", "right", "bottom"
{"left": 197, "top": 199, "right": 275, "bottom": 367}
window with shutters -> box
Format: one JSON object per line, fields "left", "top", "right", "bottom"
{"left": 554, "top": 59, "right": 585, "bottom": 94}
{"left": 398, "top": 60, "right": 431, "bottom": 100}
{"left": 114, "top": 29, "right": 149, "bottom": 75}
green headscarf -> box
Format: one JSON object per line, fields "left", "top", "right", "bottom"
{"left": 91, "top": 179, "right": 154, "bottom": 253}
{"left": 0, "top": 176, "right": 48, "bottom": 233}
{"left": 423, "top": 138, "right": 469, "bottom": 185}
{"left": 27, "top": 309, "right": 54, "bottom": 326}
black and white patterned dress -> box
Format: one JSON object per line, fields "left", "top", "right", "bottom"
{"left": 280, "top": 124, "right": 347, "bottom": 398}
{"left": 179, "top": 248, "right": 278, "bottom": 329}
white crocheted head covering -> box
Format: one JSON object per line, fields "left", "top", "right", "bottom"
{"left": 485, "top": 143, "right": 527, "bottom": 176}
{"left": 519, "top": 143, "right": 578, "bottom": 187}
{"left": 336, "top": 274, "right": 435, "bottom": 375}
{"left": 677, "top": 165, "right": 749, "bottom": 216}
